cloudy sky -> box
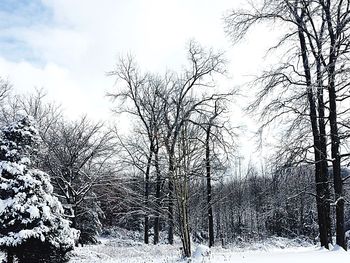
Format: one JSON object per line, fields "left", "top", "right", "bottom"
{"left": 0, "top": 0, "right": 277, "bottom": 161}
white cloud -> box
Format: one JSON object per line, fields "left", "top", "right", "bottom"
{"left": 0, "top": 0, "right": 281, "bottom": 163}
{"left": 0, "top": 1, "right": 236, "bottom": 120}
{"left": 0, "top": 57, "right": 112, "bottom": 121}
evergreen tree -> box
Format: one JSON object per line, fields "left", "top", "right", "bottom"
{"left": 0, "top": 116, "right": 78, "bottom": 263}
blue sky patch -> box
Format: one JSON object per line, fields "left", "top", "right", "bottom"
{"left": 0, "top": 0, "right": 52, "bottom": 63}
{"left": 0, "top": 0, "right": 52, "bottom": 27}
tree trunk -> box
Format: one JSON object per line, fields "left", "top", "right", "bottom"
{"left": 328, "top": 50, "right": 345, "bottom": 250}
{"left": 179, "top": 196, "right": 191, "bottom": 258}
{"left": 167, "top": 155, "right": 174, "bottom": 245}
{"left": 316, "top": 50, "right": 332, "bottom": 245}
{"left": 206, "top": 126, "right": 214, "bottom": 247}
{"left": 153, "top": 146, "right": 161, "bottom": 245}
{"left": 178, "top": 129, "right": 191, "bottom": 258}
{"left": 323, "top": 1, "right": 346, "bottom": 249}
{"left": 144, "top": 147, "right": 153, "bottom": 244}
{"left": 297, "top": 20, "right": 330, "bottom": 248}
{"left": 328, "top": 62, "right": 345, "bottom": 249}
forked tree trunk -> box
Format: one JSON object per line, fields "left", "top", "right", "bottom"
{"left": 327, "top": 58, "right": 345, "bottom": 249}
{"left": 153, "top": 146, "right": 161, "bottom": 245}
{"left": 328, "top": 53, "right": 345, "bottom": 249}
{"left": 178, "top": 130, "right": 191, "bottom": 258}
{"left": 316, "top": 50, "right": 332, "bottom": 244}
{"left": 297, "top": 18, "right": 331, "bottom": 248}
{"left": 323, "top": 1, "right": 345, "bottom": 249}
{"left": 167, "top": 155, "right": 175, "bottom": 245}
{"left": 206, "top": 126, "right": 214, "bottom": 247}
{"left": 179, "top": 196, "right": 191, "bottom": 258}
{"left": 144, "top": 147, "right": 153, "bottom": 244}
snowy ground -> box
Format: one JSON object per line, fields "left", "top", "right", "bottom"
{"left": 70, "top": 239, "right": 180, "bottom": 263}
{"left": 1, "top": 232, "right": 348, "bottom": 262}
{"left": 69, "top": 237, "right": 350, "bottom": 263}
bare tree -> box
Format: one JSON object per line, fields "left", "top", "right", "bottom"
{"left": 42, "top": 116, "right": 114, "bottom": 244}
{"left": 188, "top": 98, "right": 235, "bottom": 247}
{"left": 156, "top": 41, "right": 227, "bottom": 256}
{"left": 318, "top": 0, "right": 350, "bottom": 249}
{"left": 0, "top": 77, "right": 12, "bottom": 103}
{"left": 0, "top": 88, "right": 62, "bottom": 141}
{"left": 108, "top": 58, "right": 166, "bottom": 244}
{"left": 224, "top": 0, "right": 350, "bottom": 248}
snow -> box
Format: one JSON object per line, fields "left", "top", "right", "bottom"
{"left": 0, "top": 226, "right": 49, "bottom": 246}
{"left": 0, "top": 228, "right": 349, "bottom": 262}
{"left": 192, "top": 244, "right": 210, "bottom": 262}
{"left": 69, "top": 240, "right": 180, "bottom": 263}
{"left": 42, "top": 205, "right": 51, "bottom": 219}
{"left": 0, "top": 161, "right": 25, "bottom": 175}
{"left": 68, "top": 243, "right": 350, "bottom": 263}
{"left": 66, "top": 236, "right": 350, "bottom": 263}
{"left": 27, "top": 205, "right": 40, "bottom": 218}
{"left": 0, "top": 116, "right": 78, "bottom": 253}
{"left": 0, "top": 182, "right": 9, "bottom": 189}
{"left": 0, "top": 197, "right": 13, "bottom": 211}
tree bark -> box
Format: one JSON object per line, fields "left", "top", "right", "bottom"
{"left": 316, "top": 48, "right": 332, "bottom": 245}
{"left": 167, "top": 155, "right": 174, "bottom": 245}
{"left": 178, "top": 129, "right": 191, "bottom": 258}
{"left": 327, "top": 61, "right": 345, "bottom": 249}
{"left": 144, "top": 147, "right": 153, "bottom": 244}
{"left": 327, "top": 43, "right": 345, "bottom": 250}
{"left": 206, "top": 125, "right": 214, "bottom": 247}
{"left": 180, "top": 196, "right": 191, "bottom": 257}
{"left": 153, "top": 145, "right": 161, "bottom": 245}
{"left": 297, "top": 18, "right": 330, "bottom": 248}
{"left": 323, "top": 0, "right": 345, "bottom": 249}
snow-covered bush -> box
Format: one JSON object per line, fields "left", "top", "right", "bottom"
{"left": 0, "top": 116, "right": 79, "bottom": 263}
